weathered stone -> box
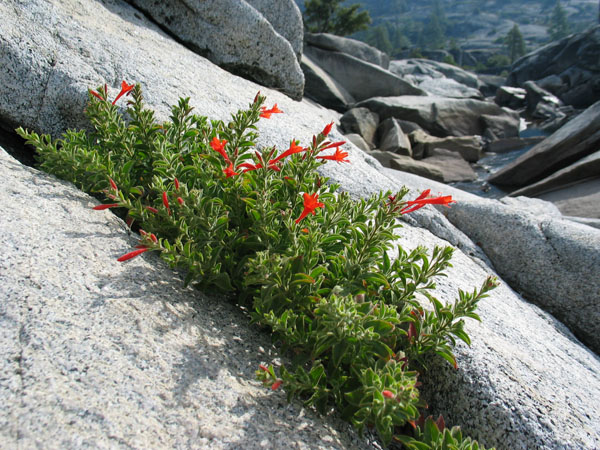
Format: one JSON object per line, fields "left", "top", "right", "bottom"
{"left": 524, "top": 81, "right": 562, "bottom": 112}
{"left": 344, "top": 133, "right": 370, "bottom": 152}
{"left": 0, "top": 147, "right": 374, "bottom": 449}
{"left": 536, "top": 74, "right": 564, "bottom": 95}
{"left": 494, "top": 86, "right": 527, "bottom": 109}
{"left": 486, "top": 136, "right": 546, "bottom": 153}
{"left": 303, "top": 46, "right": 426, "bottom": 102}
{"left": 423, "top": 148, "right": 478, "bottom": 182}
{"left": 511, "top": 150, "right": 600, "bottom": 198}
{"left": 477, "top": 74, "right": 506, "bottom": 98}
{"left": 304, "top": 32, "right": 389, "bottom": 69}
{"left": 416, "top": 77, "right": 483, "bottom": 99}
{"left": 536, "top": 177, "right": 600, "bottom": 219}
{"left": 382, "top": 169, "right": 600, "bottom": 449}
{"left": 387, "top": 154, "right": 445, "bottom": 181}
{"left": 356, "top": 96, "right": 519, "bottom": 139}
{"left": 339, "top": 107, "right": 379, "bottom": 147}
{"left": 389, "top": 59, "right": 483, "bottom": 99}
{"left": 301, "top": 53, "right": 355, "bottom": 112}
{"left": 376, "top": 118, "right": 411, "bottom": 156}
{"left": 410, "top": 130, "right": 483, "bottom": 162}
{"left": 444, "top": 196, "right": 600, "bottom": 353}
{"left": 389, "top": 59, "right": 482, "bottom": 89}
{"left": 125, "top": 0, "right": 304, "bottom": 100}
{"left": 246, "top": 0, "right": 304, "bottom": 60}
{"left": 479, "top": 113, "right": 521, "bottom": 142}
{"left": 508, "top": 25, "right": 600, "bottom": 108}
{"left": 489, "top": 100, "right": 600, "bottom": 187}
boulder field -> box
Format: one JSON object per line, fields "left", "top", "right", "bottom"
{"left": 1, "top": 0, "right": 599, "bottom": 448}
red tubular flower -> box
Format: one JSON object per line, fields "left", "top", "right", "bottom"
{"left": 319, "top": 140, "right": 346, "bottom": 152}
{"left": 150, "top": 233, "right": 158, "bottom": 243}
{"left": 260, "top": 104, "right": 283, "bottom": 118}
{"left": 109, "top": 178, "right": 118, "bottom": 191}
{"left": 177, "top": 196, "right": 184, "bottom": 205}
{"left": 93, "top": 203, "right": 119, "bottom": 210}
{"left": 269, "top": 141, "right": 306, "bottom": 165}
{"left": 316, "top": 147, "right": 350, "bottom": 164}
{"left": 271, "top": 380, "right": 283, "bottom": 391}
{"left": 321, "top": 121, "right": 334, "bottom": 137}
{"left": 259, "top": 364, "right": 269, "bottom": 372}
{"left": 400, "top": 189, "right": 456, "bottom": 215}
{"left": 210, "top": 137, "right": 230, "bottom": 162}
{"left": 162, "top": 191, "right": 170, "bottom": 210}
{"left": 237, "top": 162, "right": 263, "bottom": 173}
{"left": 382, "top": 390, "right": 395, "bottom": 399}
{"left": 223, "top": 162, "right": 239, "bottom": 178}
{"left": 117, "top": 247, "right": 149, "bottom": 262}
{"left": 112, "top": 80, "right": 135, "bottom": 105}
{"left": 174, "top": 177, "right": 180, "bottom": 190}
{"left": 145, "top": 206, "right": 159, "bottom": 214}
{"left": 89, "top": 89, "right": 105, "bottom": 101}
{"left": 295, "top": 193, "right": 325, "bottom": 224}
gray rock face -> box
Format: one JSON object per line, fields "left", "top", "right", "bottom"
{"left": 343, "top": 133, "right": 370, "bottom": 152}
{"left": 303, "top": 46, "right": 426, "bottom": 102}
{"left": 536, "top": 177, "right": 600, "bottom": 220}
{"left": 486, "top": 136, "right": 546, "bottom": 153}
{"left": 389, "top": 59, "right": 482, "bottom": 90}
{"left": 389, "top": 59, "right": 483, "bottom": 100}
{"left": 339, "top": 107, "right": 379, "bottom": 147}
{"left": 246, "top": 0, "right": 304, "bottom": 60}
{"left": 0, "top": 147, "right": 373, "bottom": 449}
{"left": 126, "top": 0, "right": 305, "bottom": 100}
{"left": 511, "top": 150, "right": 600, "bottom": 198}
{"left": 410, "top": 130, "right": 483, "bottom": 162}
{"left": 376, "top": 118, "right": 411, "bottom": 156}
{"left": 414, "top": 77, "right": 483, "bottom": 100}
{"left": 489, "top": 100, "right": 600, "bottom": 187}
{"left": 368, "top": 151, "right": 445, "bottom": 181}
{"left": 508, "top": 25, "right": 600, "bottom": 109}
{"left": 356, "top": 96, "right": 519, "bottom": 139}
{"left": 495, "top": 86, "right": 527, "bottom": 109}
{"left": 301, "top": 53, "right": 355, "bottom": 112}
{"left": 304, "top": 32, "right": 389, "bottom": 69}
{"left": 381, "top": 170, "right": 600, "bottom": 449}
{"left": 422, "top": 149, "right": 478, "bottom": 183}
{"left": 444, "top": 196, "right": 600, "bottom": 353}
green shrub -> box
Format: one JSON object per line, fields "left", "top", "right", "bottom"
{"left": 17, "top": 82, "right": 496, "bottom": 448}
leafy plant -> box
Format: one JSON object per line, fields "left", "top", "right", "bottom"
{"left": 17, "top": 82, "right": 496, "bottom": 448}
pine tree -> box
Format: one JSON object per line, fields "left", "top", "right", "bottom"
{"left": 548, "top": 0, "right": 571, "bottom": 41}
{"left": 505, "top": 24, "right": 526, "bottom": 63}
{"left": 424, "top": 11, "right": 446, "bottom": 50}
{"left": 303, "top": 0, "right": 371, "bottom": 36}
{"left": 366, "top": 25, "right": 393, "bottom": 54}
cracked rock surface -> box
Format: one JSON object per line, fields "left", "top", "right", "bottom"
{"left": 0, "top": 147, "right": 374, "bottom": 449}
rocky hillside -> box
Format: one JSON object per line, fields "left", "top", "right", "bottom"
{"left": 297, "top": 0, "right": 598, "bottom": 68}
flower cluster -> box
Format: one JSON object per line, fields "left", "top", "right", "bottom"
{"left": 18, "top": 82, "right": 494, "bottom": 449}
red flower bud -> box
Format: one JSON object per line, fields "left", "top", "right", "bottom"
{"left": 382, "top": 390, "right": 395, "bottom": 399}
{"left": 93, "top": 203, "right": 119, "bottom": 210}
{"left": 271, "top": 380, "right": 283, "bottom": 391}
{"left": 117, "top": 247, "right": 149, "bottom": 262}
{"left": 177, "top": 197, "right": 184, "bottom": 205}
{"left": 174, "top": 177, "right": 180, "bottom": 190}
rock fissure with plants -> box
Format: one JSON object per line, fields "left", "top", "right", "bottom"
{"left": 17, "top": 81, "right": 497, "bottom": 448}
